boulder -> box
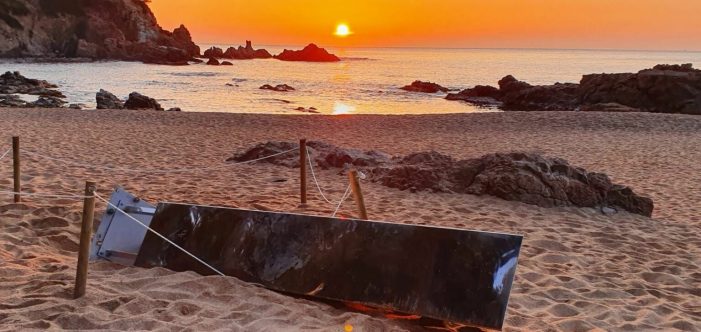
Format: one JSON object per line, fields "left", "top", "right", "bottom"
{"left": 206, "top": 58, "right": 220, "bottom": 66}
{"left": 400, "top": 81, "right": 448, "bottom": 93}
{"left": 96, "top": 89, "right": 124, "bottom": 109}
{"left": 0, "top": 71, "right": 64, "bottom": 97}
{"left": 260, "top": 84, "right": 295, "bottom": 92}
{"left": 166, "top": 107, "right": 182, "bottom": 112}
{"left": 221, "top": 61, "right": 233, "bottom": 66}
{"left": 275, "top": 43, "right": 340, "bottom": 62}
{"left": 29, "top": 96, "right": 65, "bottom": 108}
{"left": 579, "top": 64, "right": 701, "bottom": 115}
{"left": 446, "top": 85, "right": 502, "bottom": 106}
{"left": 0, "top": 94, "right": 26, "bottom": 107}
{"left": 124, "top": 92, "right": 163, "bottom": 111}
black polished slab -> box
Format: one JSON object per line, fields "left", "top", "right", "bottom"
{"left": 134, "top": 203, "right": 522, "bottom": 330}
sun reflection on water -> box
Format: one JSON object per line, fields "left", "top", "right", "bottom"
{"left": 333, "top": 102, "right": 356, "bottom": 115}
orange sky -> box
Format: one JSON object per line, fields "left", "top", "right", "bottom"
{"left": 149, "top": 0, "right": 701, "bottom": 51}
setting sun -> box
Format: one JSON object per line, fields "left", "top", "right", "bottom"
{"left": 334, "top": 23, "right": 352, "bottom": 37}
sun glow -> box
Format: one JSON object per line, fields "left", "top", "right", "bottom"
{"left": 334, "top": 23, "right": 352, "bottom": 37}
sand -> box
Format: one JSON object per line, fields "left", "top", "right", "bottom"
{"left": 0, "top": 108, "right": 699, "bottom": 331}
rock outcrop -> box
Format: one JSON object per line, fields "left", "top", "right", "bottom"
{"left": 124, "top": 92, "right": 163, "bottom": 110}
{"left": 230, "top": 141, "right": 654, "bottom": 216}
{"left": 0, "top": 71, "right": 66, "bottom": 108}
{"left": 400, "top": 81, "right": 449, "bottom": 93}
{"left": 0, "top": 0, "right": 200, "bottom": 65}
{"left": 224, "top": 41, "right": 272, "bottom": 60}
{"left": 447, "top": 64, "right": 701, "bottom": 115}
{"left": 275, "top": 44, "right": 340, "bottom": 62}
{"left": 96, "top": 89, "right": 124, "bottom": 109}
{"left": 206, "top": 58, "right": 220, "bottom": 66}
{"left": 260, "top": 84, "right": 295, "bottom": 92}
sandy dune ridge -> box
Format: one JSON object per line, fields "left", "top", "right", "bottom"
{"left": 0, "top": 108, "right": 699, "bottom": 331}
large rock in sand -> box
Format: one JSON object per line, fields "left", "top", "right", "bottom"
{"left": 96, "top": 89, "right": 124, "bottom": 109}
{"left": 230, "top": 141, "right": 654, "bottom": 216}
{"left": 124, "top": 92, "right": 163, "bottom": 111}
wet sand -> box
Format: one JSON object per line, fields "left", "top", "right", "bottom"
{"left": 0, "top": 108, "right": 699, "bottom": 331}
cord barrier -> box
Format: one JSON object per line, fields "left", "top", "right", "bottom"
{"left": 21, "top": 147, "right": 298, "bottom": 174}
{"left": 0, "top": 148, "right": 10, "bottom": 162}
{"left": 94, "top": 192, "right": 226, "bottom": 277}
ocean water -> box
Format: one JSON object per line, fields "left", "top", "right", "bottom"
{"left": 2, "top": 47, "right": 701, "bottom": 114}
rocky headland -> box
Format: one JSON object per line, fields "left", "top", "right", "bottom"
{"left": 204, "top": 41, "right": 272, "bottom": 60}
{"left": 446, "top": 63, "right": 701, "bottom": 115}
{"left": 0, "top": 0, "right": 200, "bottom": 65}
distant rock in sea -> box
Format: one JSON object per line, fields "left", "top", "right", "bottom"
{"left": 260, "top": 84, "right": 296, "bottom": 92}
{"left": 0, "top": 0, "right": 200, "bottom": 65}
{"left": 446, "top": 63, "right": 701, "bottom": 115}
{"left": 207, "top": 58, "right": 220, "bottom": 66}
{"left": 203, "top": 41, "right": 272, "bottom": 60}
{"left": 401, "top": 81, "right": 449, "bottom": 93}
{"left": 275, "top": 44, "right": 340, "bottom": 62}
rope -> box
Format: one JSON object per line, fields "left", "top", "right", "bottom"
{"left": 21, "top": 148, "right": 297, "bottom": 174}
{"left": 306, "top": 147, "right": 335, "bottom": 205}
{"left": 94, "top": 192, "right": 225, "bottom": 277}
{"left": 0, "top": 148, "right": 11, "bottom": 162}
{"left": 332, "top": 184, "right": 353, "bottom": 217}
{"left": 0, "top": 190, "right": 92, "bottom": 200}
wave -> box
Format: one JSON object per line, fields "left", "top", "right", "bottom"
{"left": 167, "top": 72, "right": 227, "bottom": 77}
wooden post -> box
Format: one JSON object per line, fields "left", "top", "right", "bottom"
{"left": 74, "top": 181, "right": 96, "bottom": 299}
{"left": 300, "top": 139, "right": 308, "bottom": 205}
{"left": 12, "top": 136, "right": 20, "bottom": 203}
{"left": 348, "top": 170, "right": 368, "bottom": 220}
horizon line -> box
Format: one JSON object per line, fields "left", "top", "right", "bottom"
{"left": 194, "top": 42, "right": 701, "bottom": 54}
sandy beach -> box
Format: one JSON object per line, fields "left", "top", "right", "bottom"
{"left": 0, "top": 108, "right": 699, "bottom": 331}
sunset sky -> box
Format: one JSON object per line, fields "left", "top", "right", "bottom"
{"left": 149, "top": 0, "right": 701, "bottom": 51}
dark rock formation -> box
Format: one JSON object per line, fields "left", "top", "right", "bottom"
{"left": 206, "top": 58, "right": 220, "bottom": 66}
{"left": 0, "top": 71, "right": 66, "bottom": 108}
{"left": 96, "top": 89, "right": 124, "bottom": 109}
{"left": 223, "top": 41, "right": 272, "bottom": 59}
{"left": 220, "top": 61, "right": 233, "bottom": 66}
{"left": 294, "top": 106, "right": 319, "bottom": 113}
{"left": 275, "top": 43, "right": 340, "bottom": 62}
{"left": 166, "top": 107, "right": 181, "bottom": 112}
{"left": 400, "top": 81, "right": 448, "bottom": 93}
{"left": 0, "top": 71, "right": 64, "bottom": 97}
{"left": 260, "top": 84, "right": 295, "bottom": 92}
{"left": 203, "top": 47, "right": 224, "bottom": 59}
{"left": 0, "top": 0, "right": 200, "bottom": 65}
{"left": 447, "top": 64, "right": 701, "bottom": 115}
{"left": 579, "top": 64, "right": 701, "bottom": 115}
{"left": 124, "top": 92, "right": 163, "bottom": 110}
{"left": 230, "top": 141, "right": 654, "bottom": 216}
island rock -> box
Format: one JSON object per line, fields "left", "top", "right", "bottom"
{"left": 275, "top": 44, "right": 340, "bottom": 62}
{"left": 400, "top": 81, "right": 448, "bottom": 93}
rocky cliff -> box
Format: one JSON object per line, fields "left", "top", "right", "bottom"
{"left": 0, "top": 0, "right": 200, "bottom": 64}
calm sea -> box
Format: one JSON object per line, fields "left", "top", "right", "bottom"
{"left": 3, "top": 47, "right": 701, "bottom": 114}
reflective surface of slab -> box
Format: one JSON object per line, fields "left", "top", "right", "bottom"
{"left": 135, "top": 204, "right": 522, "bottom": 330}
